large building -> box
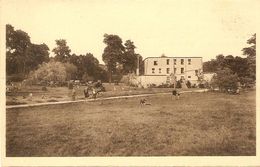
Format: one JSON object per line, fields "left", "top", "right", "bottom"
{"left": 136, "top": 57, "right": 203, "bottom": 87}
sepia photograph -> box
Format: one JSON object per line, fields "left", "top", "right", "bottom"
{"left": 0, "top": 0, "right": 259, "bottom": 166}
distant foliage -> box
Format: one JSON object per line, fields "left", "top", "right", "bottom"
{"left": 52, "top": 39, "right": 71, "bottom": 62}
{"left": 6, "top": 24, "right": 50, "bottom": 78}
{"left": 176, "top": 80, "right": 182, "bottom": 88}
{"left": 64, "top": 62, "right": 78, "bottom": 80}
{"left": 186, "top": 80, "right": 191, "bottom": 88}
{"left": 203, "top": 34, "right": 256, "bottom": 87}
{"left": 212, "top": 68, "right": 239, "bottom": 91}
{"left": 29, "top": 61, "right": 66, "bottom": 83}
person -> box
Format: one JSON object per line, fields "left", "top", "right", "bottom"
{"left": 172, "top": 89, "right": 180, "bottom": 100}
{"left": 72, "top": 88, "right": 76, "bottom": 101}
{"left": 84, "top": 86, "right": 90, "bottom": 98}
{"left": 236, "top": 88, "right": 240, "bottom": 95}
{"left": 92, "top": 88, "right": 97, "bottom": 99}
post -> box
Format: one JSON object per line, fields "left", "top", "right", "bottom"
{"left": 136, "top": 54, "right": 139, "bottom": 76}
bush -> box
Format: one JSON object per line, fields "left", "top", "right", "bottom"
{"left": 212, "top": 68, "right": 239, "bottom": 91}
{"left": 157, "top": 83, "right": 169, "bottom": 88}
{"left": 198, "top": 83, "right": 205, "bottom": 88}
{"left": 7, "top": 74, "right": 24, "bottom": 82}
{"left": 186, "top": 81, "right": 191, "bottom": 88}
{"left": 42, "top": 86, "right": 47, "bottom": 91}
{"left": 176, "top": 80, "right": 182, "bottom": 88}
{"left": 68, "top": 82, "right": 73, "bottom": 89}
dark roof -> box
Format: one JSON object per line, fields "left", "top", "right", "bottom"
{"left": 143, "top": 57, "right": 202, "bottom": 61}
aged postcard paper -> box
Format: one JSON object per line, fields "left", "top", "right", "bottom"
{"left": 0, "top": 0, "right": 260, "bottom": 166}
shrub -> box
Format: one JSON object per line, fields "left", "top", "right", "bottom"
{"left": 176, "top": 80, "right": 182, "bottom": 88}
{"left": 42, "top": 86, "right": 47, "bottom": 91}
{"left": 186, "top": 81, "right": 191, "bottom": 88}
{"left": 7, "top": 74, "right": 24, "bottom": 82}
{"left": 212, "top": 68, "right": 239, "bottom": 91}
{"left": 68, "top": 82, "right": 73, "bottom": 89}
{"left": 198, "top": 83, "right": 205, "bottom": 88}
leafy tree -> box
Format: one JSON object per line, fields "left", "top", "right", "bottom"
{"left": 242, "top": 33, "right": 256, "bottom": 80}
{"left": 122, "top": 40, "right": 138, "bottom": 74}
{"left": 6, "top": 24, "right": 50, "bottom": 79}
{"left": 29, "top": 60, "right": 66, "bottom": 83}
{"left": 102, "top": 34, "right": 125, "bottom": 83}
{"left": 212, "top": 68, "right": 239, "bottom": 91}
{"left": 6, "top": 24, "right": 31, "bottom": 75}
{"left": 138, "top": 55, "right": 144, "bottom": 75}
{"left": 64, "top": 62, "right": 78, "bottom": 80}
{"left": 52, "top": 39, "right": 71, "bottom": 62}
{"left": 67, "top": 53, "right": 107, "bottom": 81}
{"left": 25, "top": 43, "right": 50, "bottom": 73}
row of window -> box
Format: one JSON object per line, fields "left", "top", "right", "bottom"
{"left": 151, "top": 68, "right": 199, "bottom": 75}
{"left": 154, "top": 59, "right": 192, "bottom": 66}
{"left": 152, "top": 68, "right": 184, "bottom": 74}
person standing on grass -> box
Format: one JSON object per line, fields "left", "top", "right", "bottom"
{"left": 72, "top": 87, "right": 76, "bottom": 101}
{"left": 172, "top": 89, "right": 180, "bottom": 100}
{"left": 84, "top": 84, "right": 90, "bottom": 98}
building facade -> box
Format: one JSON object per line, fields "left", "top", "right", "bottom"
{"left": 140, "top": 57, "right": 203, "bottom": 86}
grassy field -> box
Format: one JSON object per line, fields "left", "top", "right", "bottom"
{"left": 6, "top": 90, "right": 255, "bottom": 156}
{"left": 6, "top": 83, "right": 193, "bottom": 105}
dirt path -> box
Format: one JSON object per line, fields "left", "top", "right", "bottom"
{"left": 6, "top": 89, "right": 208, "bottom": 109}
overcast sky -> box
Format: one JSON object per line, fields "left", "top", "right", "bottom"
{"left": 1, "top": 0, "right": 258, "bottom": 64}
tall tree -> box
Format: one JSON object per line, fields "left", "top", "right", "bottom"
{"left": 102, "top": 34, "right": 125, "bottom": 83}
{"left": 6, "top": 24, "right": 31, "bottom": 75}
{"left": 6, "top": 24, "right": 50, "bottom": 77}
{"left": 52, "top": 39, "right": 71, "bottom": 62}
{"left": 25, "top": 43, "right": 50, "bottom": 73}
{"left": 122, "top": 40, "right": 138, "bottom": 74}
{"left": 68, "top": 53, "right": 107, "bottom": 81}
{"left": 242, "top": 33, "right": 256, "bottom": 80}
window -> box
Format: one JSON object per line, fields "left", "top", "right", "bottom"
{"left": 166, "top": 68, "right": 170, "bottom": 74}
{"left": 188, "top": 59, "right": 191, "bottom": 65}
{"left": 188, "top": 76, "right": 191, "bottom": 78}
{"left": 174, "top": 68, "right": 177, "bottom": 74}
{"left": 154, "top": 61, "right": 158, "bottom": 65}
{"left": 159, "top": 68, "right": 161, "bottom": 73}
{"left": 166, "top": 59, "right": 170, "bottom": 65}
{"left": 152, "top": 68, "right": 155, "bottom": 73}
{"left": 181, "top": 68, "right": 184, "bottom": 74}
{"left": 174, "top": 59, "right": 176, "bottom": 65}
{"left": 181, "top": 59, "right": 184, "bottom": 65}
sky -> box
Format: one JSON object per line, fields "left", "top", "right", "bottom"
{"left": 1, "top": 0, "right": 258, "bottom": 64}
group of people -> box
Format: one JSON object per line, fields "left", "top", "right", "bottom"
{"left": 70, "top": 80, "right": 104, "bottom": 101}
{"left": 83, "top": 81, "right": 103, "bottom": 99}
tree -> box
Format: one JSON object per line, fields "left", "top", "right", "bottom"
{"left": 242, "top": 33, "right": 256, "bottom": 81}
{"left": 122, "top": 40, "right": 137, "bottom": 74}
{"left": 67, "top": 53, "right": 107, "bottom": 81}
{"left": 212, "top": 68, "right": 239, "bottom": 91}
{"left": 25, "top": 43, "right": 50, "bottom": 73}
{"left": 6, "top": 24, "right": 50, "bottom": 78}
{"left": 102, "top": 34, "right": 125, "bottom": 83}
{"left": 64, "top": 62, "right": 78, "bottom": 80}
{"left": 29, "top": 60, "right": 66, "bottom": 83}
{"left": 52, "top": 39, "right": 71, "bottom": 62}
{"left": 6, "top": 24, "right": 31, "bottom": 75}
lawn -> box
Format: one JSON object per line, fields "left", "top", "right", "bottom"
{"left": 6, "top": 90, "right": 255, "bottom": 156}
{"left": 6, "top": 83, "right": 193, "bottom": 105}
